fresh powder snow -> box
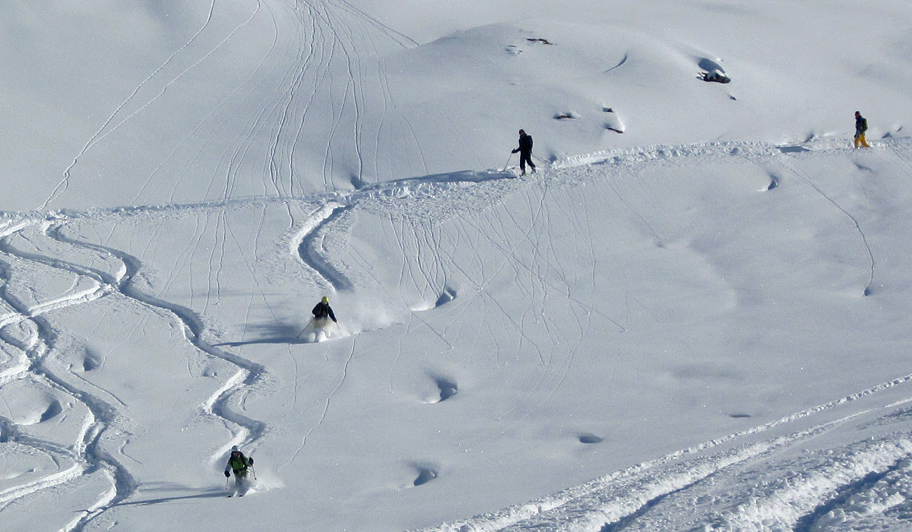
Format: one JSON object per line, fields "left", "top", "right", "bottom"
{"left": 1, "top": 2, "right": 912, "bottom": 531}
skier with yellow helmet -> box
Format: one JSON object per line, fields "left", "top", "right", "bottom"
{"left": 312, "top": 296, "right": 337, "bottom": 324}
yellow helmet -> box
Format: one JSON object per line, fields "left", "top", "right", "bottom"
{"left": 322, "top": 296, "right": 329, "bottom": 304}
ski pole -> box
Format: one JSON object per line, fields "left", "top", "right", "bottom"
{"left": 503, "top": 153, "right": 514, "bottom": 171}
{"left": 295, "top": 318, "right": 314, "bottom": 340}
{"left": 250, "top": 464, "right": 258, "bottom": 481}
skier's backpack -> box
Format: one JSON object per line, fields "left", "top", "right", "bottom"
{"left": 861, "top": 118, "right": 868, "bottom": 132}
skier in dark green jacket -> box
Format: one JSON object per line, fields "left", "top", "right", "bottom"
{"left": 224, "top": 445, "right": 254, "bottom": 496}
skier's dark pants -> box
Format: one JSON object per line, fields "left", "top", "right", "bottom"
{"left": 519, "top": 152, "right": 535, "bottom": 174}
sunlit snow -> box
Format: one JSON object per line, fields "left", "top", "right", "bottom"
{"left": 2, "top": 2, "right": 912, "bottom": 531}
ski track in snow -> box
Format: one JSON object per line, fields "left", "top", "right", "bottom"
{"left": 414, "top": 374, "right": 912, "bottom": 532}
{"left": 0, "top": 237, "right": 134, "bottom": 528}
{"left": 41, "top": 0, "right": 258, "bottom": 211}
{"left": 293, "top": 201, "right": 355, "bottom": 292}
{"left": 1, "top": 137, "right": 912, "bottom": 529}
{"left": 0, "top": 218, "right": 270, "bottom": 530}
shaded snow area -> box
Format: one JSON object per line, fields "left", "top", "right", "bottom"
{"left": 1, "top": 1, "right": 912, "bottom": 532}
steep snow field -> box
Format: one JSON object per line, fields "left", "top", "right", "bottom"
{"left": 2, "top": 1, "right": 912, "bottom": 531}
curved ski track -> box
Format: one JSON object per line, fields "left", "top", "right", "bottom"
{"left": 9, "top": 2, "right": 423, "bottom": 521}
{"left": 0, "top": 218, "right": 272, "bottom": 530}
{"left": 2, "top": 137, "right": 911, "bottom": 530}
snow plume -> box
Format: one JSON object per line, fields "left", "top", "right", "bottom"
{"left": 330, "top": 289, "right": 407, "bottom": 337}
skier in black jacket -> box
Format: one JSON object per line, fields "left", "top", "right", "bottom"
{"left": 512, "top": 129, "right": 536, "bottom": 176}
{"left": 312, "top": 296, "right": 337, "bottom": 323}
{"left": 854, "top": 111, "right": 870, "bottom": 148}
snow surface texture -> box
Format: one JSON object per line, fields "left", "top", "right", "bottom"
{"left": 1, "top": 1, "right": 912, "bottom": 531}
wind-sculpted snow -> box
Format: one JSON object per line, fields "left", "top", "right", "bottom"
{"left": 2, "top": 138, "right": 912, "bottom": 531}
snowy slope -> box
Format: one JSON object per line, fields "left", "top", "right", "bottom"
{"left": 2, "top": 1, "right": 912, "bottom": 532}
{"left": 2, "top": 1, "right": 910, "bottom": 210}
